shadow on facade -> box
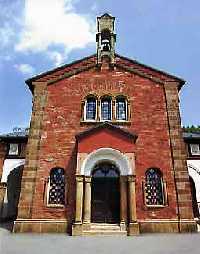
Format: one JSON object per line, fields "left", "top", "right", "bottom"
{"left": 0, "top": 165, "right": 24, "bottom": 224}
{"left": 189, "top": 176, "right": 199, "bottom": 218}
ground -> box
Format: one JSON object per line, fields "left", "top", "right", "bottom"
{"left": 1, "top": 223, "right": 200, "bottom": 254}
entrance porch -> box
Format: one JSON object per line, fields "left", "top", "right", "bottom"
{"left": 72, "top": 148, "right": 139, "bottom": 236}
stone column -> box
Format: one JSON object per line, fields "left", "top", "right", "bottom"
{"left": 75, "top": 175, "right": 84, "bottom": 223}
{"left": 120, "top": 176, "right": 127, "bottom": 226}
{"left": 128, "top": 175, "right": 139, "bottom": 235}
{"left": 83, "top": 176, "right": 91, "bottom": 223}
{"left": 128, "top": 175, "right": 137, "bottom": 222}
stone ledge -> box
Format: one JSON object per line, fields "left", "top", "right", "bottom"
{"left": 139, "top": 220, "right": 197, "bottom": 233}
{"left": 13, "top": 219, "right": 68, "bottom": 233}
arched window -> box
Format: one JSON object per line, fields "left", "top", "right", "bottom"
{"left": 48, "top": 168, "right": 65, "bottom": 206}
{"left": 144, "top": 168, "right": 164, "bottom": 206}
{"left": 85, "top": 96, "right": 97, "bottom": 120}
{"left": 101, "top": 96, "right": 112, "bottom": 121}
{"left": 116, "top": 97, "right": 127, "bottom": 121}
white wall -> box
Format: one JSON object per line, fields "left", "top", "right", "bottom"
{"left": 187, "top": 160, "right": 200, "bottom": 213}
{"left": 1, "top": 159, "right": 25, "bottom": 183}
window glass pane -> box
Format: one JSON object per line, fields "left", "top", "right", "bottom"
{"left": 49, "top": 168, "right": 65, "bottom": 205}
{"left": 145, "top": 168, "right": 164, "bottom": 206}
{"left": 86, "top": 98, "right": 96, "bottom": 120}
{"left": 116, "top": 99, "right": 126, "bottom": 120}
{"left": 92, "top": 163, "right": 119, "bottom": 178}
{"left": 101, "top": 98, "right": 111, "bottom": 120}
{"left": 8, "top": 143, "right": 19, "bottom": 155}
{"left": 190, "top": 144, "right": 200, "bottom": 155}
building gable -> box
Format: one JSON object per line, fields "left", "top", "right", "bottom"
{"left": 26, "top": 54, "right": 185, "bottom": 93}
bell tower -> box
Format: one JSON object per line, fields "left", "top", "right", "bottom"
{"left": 96, "top": 13, "right": 116, "bottom": 66}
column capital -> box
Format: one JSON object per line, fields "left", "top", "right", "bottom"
{"left": 127, "top": 175, "right": 136, "bottom": 182}
{"left": 85, "top": 176, "right": 92, "bottom": 183}
{"left": 76, "top": 175, "right": 84, "bottom": 182}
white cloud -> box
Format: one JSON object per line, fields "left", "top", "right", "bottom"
{"left": 15, "top": 64, "right": 35, "bottom": 75}
{"left": 15, "top": 0, "right": 95, "bottom": 54}
{"left": 47, "top": 51, "right": 64, "bottom": 67}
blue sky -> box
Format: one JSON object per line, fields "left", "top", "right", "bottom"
{"left": 0, "top": 0, "right": 199, "bottom": 134}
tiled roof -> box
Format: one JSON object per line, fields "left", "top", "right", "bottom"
{"left": 0, "top": 128, "right": 29, "bottom": 140}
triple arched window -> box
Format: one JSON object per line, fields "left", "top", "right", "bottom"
{"left": 83, "top": 95, "right": 129, "bottom": 122}
{"left": 144, "top": 168, "right": 166, "bottom": 206}
{"left": 47, "top": 168, "right": 65, "bottom": 206}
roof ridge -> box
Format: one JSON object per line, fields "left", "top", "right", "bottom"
{"left": 115, "top": 53, "right": 185, "bottom": 84}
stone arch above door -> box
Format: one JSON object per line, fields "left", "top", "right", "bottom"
{"left": 80, "top": 148, "right": 134, "bottom": 176}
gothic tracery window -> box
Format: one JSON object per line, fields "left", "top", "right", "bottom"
{"left": 48, "top": 168, "right": 65, "bottom": 206}
{"left": 144, "top": 168, "right": 164, "bottom": 206}
{"left": 85, "top": 96, "right": 96, "bottom": 120}
{"left": 116, "top": 97, "right": 127, "bottom": 121}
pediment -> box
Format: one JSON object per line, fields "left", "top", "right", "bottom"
{"left": 26, "top": 54, "right": 185, "bottom": 93}
{"left": 76, "top": 122, "right": 137, "bottom": 143}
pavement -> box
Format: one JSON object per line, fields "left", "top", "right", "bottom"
{"left": 0, "top": 222, "right": 200, "bottom": 254}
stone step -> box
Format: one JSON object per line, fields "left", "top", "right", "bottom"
{"left": 82, "top": 230, "right": 127, "bottom": 236}
{"left": 83, "top": 223, "right": 127, "bottom": 236}
{"left": 90, "top": 223, "right": 122, "bottom": 231}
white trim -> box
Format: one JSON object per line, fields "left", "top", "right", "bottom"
{"left": 81, "top": 148, "right": 132, "bottom": 176}
{"left": 188, "top": 163, "right": 200, "bottom": 202}
{"left": 14, "top": 219, "right": 67, "bottom": 222}
{"left": 1, "top": 159, "right": 25, "bottom": 183}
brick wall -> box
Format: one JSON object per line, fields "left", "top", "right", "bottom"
{"left": 26, "top": 66, "right": 179, "bottom": 226}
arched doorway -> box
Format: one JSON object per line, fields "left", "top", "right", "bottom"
{"left": 91, "top": 162, "right": 120, "bottom": 223}
{"left": 189, "top": 176, "right": 199, "bottom": 218}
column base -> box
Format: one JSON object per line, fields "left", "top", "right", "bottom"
{"left": 72, "top": 222, "right": 83, "bottom": 236}
{"left": 120, "top": 221, "right": 127, "bottom": 231}
{"left": 128, "top": 222, "right": 140, "bottom": 235}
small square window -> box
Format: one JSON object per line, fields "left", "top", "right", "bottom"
{"left": 190, "top": 144, "right": 200, "bottom": 156}
{"left": 8, "top": 143, "right": 19, "bottom": 156}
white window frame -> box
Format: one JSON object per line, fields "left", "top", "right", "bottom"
{"left": 100, "top": 97, "right": 112, "bottom": 122}
{"left": 46, "top": 173, "right": 65, "bottom": 208}
{"left": 144, "top": 170, "right": 166, "bottom": 208}
{"left": 115, "top": 98, "right": 128, "bottom": 122}
{"left": 190, "top": 144, "right": 200, "bottom": 156}
{"left": 84, "top": 97, "right": 97, "bottom": 122}
{"left": 8, "top": 143, "right": 19, "bottom": 156}
{"left": 144, "top": 180, "right": 166, "bottom": 208}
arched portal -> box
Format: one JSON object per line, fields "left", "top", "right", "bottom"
{"left": 91, "top": 162, "right": 120, "bottom": 223}
{"left": 81, "top": 148, "right": 132, "bottom": 176}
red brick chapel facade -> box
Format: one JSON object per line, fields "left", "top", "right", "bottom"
{"left": 13, "top": 14, "right": 197, "bottom": 235}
